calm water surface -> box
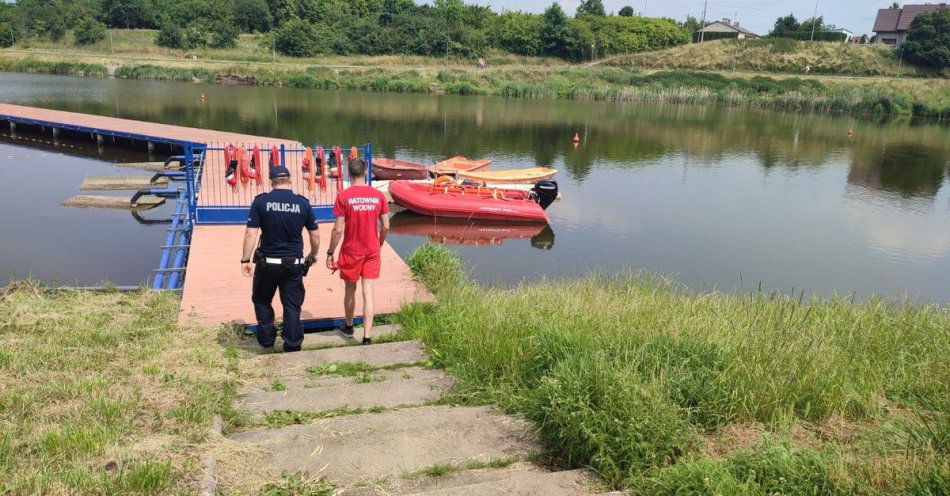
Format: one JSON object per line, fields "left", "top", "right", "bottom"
{"left": 1, "top": 73, "right": 948, "bottom": 301}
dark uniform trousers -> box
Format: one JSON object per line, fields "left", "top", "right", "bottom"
{"left": 252, "top": 262, "right": 306, "bottom": 352}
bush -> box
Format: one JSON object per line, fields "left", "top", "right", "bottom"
{"left": 274, "top": 19, "right": 320, "bottom": 57}
{"left": 73, "top": 18, "right": 107, "bottom": 47}
{"left": 0, "top": 22, "right": 15, "bottom": 48}
{"left": 155, "top": 24, "right": 187, "bottom": 49}
{"left": 694, "top": 31, "right": 738, "bottom": 42}
{"left": 903, "top": 9, "right": 950, "bottom": 69}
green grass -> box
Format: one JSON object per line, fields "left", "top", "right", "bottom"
{"left": 306, "top": 360, "right": 426, "bottom": 378}
{"left": 260, "top": 472, "right": 335, "bottom": 496}
{"left": 261, "top": 406, "right": 385, "bottom": 428}
{"left": 0, "top": 56, "right": 106, "bottom": 76}
{"left": 605, "top": 38, "right": 947, "bottom": 78}
{"left": 400, "top": 244, "right": 950, "bottom": 493}
{"left": 402, "top": 457, "right": 520, "bottom": 480}
{"left": 0, "top": 282, "right": 241, "bottom": 494}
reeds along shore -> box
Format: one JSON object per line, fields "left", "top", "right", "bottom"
{"left": 1, "top": 54, "right": 948, "bottom": 121}
{"left": 402, "top": 243, "right": 950, "bottom": 494}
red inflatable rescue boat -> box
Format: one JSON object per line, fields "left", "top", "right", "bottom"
{"left": 389, "top": 178, "right": 551, "bottom": 223}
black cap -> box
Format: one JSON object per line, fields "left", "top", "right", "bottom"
{"left": 269, "top": 166, "right": 290, "bottom": 180}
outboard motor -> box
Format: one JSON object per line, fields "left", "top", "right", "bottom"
{"left": 531, "top": 180, "right": 559, "bottom": 210}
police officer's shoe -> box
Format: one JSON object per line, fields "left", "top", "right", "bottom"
{"left": 337, "top": 324, "right": 354, "bottom": 338}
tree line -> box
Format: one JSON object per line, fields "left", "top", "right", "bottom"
{"left": 0, "top": 0, "right": 692, "bottom": 60}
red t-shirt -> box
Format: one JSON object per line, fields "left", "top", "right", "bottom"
{"left": 333, "top": 185, "right": 389, "bottom": 255}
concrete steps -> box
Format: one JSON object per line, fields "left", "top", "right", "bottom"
{"left": 239, "top": 367, "right": 453, "bottom": 414}
{"left": 229, "top": 405, "right": 535, "bottom": 486}
{"left": 406, "top": 469, "right": 597, "bottom": 495}
{"left": 258, "top": 339, "right": 429, "bottom": 377}
{"left": 235, "top": 324, "right": 404, "bottom": 353}
{"left": 225, "top": 336, "right": 619, "bottom": 494}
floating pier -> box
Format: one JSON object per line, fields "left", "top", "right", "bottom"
{"left": 63, "top": 194, "right": 165, "bottom": 210}
{"left": 0, "top": 103, "right": 431, "bottom": 329}
{"left": 80, "top": 175, "right": 169, "bottom": 191}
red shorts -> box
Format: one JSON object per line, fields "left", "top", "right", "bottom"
{"left": 338, "top": 251, "right": 381, "bottom": 282}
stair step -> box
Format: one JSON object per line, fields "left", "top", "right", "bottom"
{"left": 261, "top": 340, "right": 429, "bottom": 377}
{"left": 341, "top": 463, "right": 542, "bottom": 496}
{"left": 229, "top": 405, "right": 534, "bottom": 486}
{"left": 301, "top": 324, "right": 402, "bottom": 349}
{"left": 405, "top": 469, "right": 597, "bottom": 496}
{"left": 239, "top": 367, "right": 452, "bottom": 414}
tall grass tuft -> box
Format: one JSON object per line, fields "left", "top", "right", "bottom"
{"left": 0, "top": 57, "right": 107, "bottom": 77}
{"left": 401, "top": 244, "right": 950, "bottom": 491}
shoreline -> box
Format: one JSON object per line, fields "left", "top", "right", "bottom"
{"left": 2, "top": 49, "right": 948, "bottom": 122}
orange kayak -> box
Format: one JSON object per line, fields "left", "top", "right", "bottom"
{"left": 430, "top": 156, "right": 492, "bottom": 176}
{"left": 458, "top": 167, "right": 557, "bottom": 185}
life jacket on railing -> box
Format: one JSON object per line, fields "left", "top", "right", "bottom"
{"left": 250, "top": 146, "right": 263, "bottom": 185}
{"left": 303, "top": 147, "right": 315, "bottom": 192}
{"left": 236, "top": 146, "right": 246, "bottom": 185}
{"left": 224, "top": 144, "right": 238, "bottom": 187}
{"left": 333, "top": 146, "right": 343, "bottom": 191}
{"left": 316, "top": 146, "right": 327, "bottom": 189}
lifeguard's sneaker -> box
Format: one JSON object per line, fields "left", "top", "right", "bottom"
{"left": 337, "top": 324, "right": 354, "bottom": 338}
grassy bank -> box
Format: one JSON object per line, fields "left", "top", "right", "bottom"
{"left": 605, "top": 38, "right": 948, "bottom": 79}
{"left": 401, "top": 244, "right": 950, "bottom": 494}
{"left": 2, "top": 30, "right": 950, "bottom": 121}
{"left": 3, "top": 31, "right": 950, "bottom": 120}
{"left": 0, "top": 283, "right": 242, "bottom": 494}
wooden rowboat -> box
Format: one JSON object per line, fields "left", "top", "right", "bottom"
{"left": 371, "top": 158, "right": 429, "bottom": 181}
{"left": 458, "top": 167, "right": 557, "bottom": 185}
{"left": 430, "top": 156, "right": 492, "bottom": 176}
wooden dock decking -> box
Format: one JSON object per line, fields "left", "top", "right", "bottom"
{"left": 0, "top": 104, "right": 431, "bottom": 328}
{"left": 0, "top": 103, "right": 298, "bottom": 146}
{"left": 181, "top": 225, "right": 432, "bottom": 327}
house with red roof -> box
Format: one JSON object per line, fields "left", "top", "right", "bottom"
{"left": 872, "top": 3, "right": 948, "bottom": 46}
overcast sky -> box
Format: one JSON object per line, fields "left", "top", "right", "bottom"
{"left": 471, "top": 0, "right": 903, "bottom": 36}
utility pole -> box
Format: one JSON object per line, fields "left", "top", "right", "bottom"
{"left": 809, "top": 0, "right": 819, "bottom": 41}
{"left": 699, "top": 0, "right": 708, "bottom": 43}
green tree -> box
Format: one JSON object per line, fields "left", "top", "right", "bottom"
{"left": 681, "top": 15, "right": 701, "bottom": 35}
{"left": 618, "top": 6, "right": 635, "bottom": 17}
{"left": 155, "top": 22, "right": 186, "bottom": 48}
{"left": 100, "top": 0, "right": 151, "bottom": 28}
{"left": 0, "top": 22, "right": 15, "bottom": 48}
{"left": 491, "top": 11, "right": 542, "bottom": 56}
{"left": 769, "top": 14, "right": 800, "bottom": 37}
{"left": 541, "top": 3, "right": 571, "bottom": 57}
{"left": 73, "top": 17, "right": 107, "bottom": 45}
{"left": 234, "top": 0, "right": 273, "bottom": 32}
{"left": 379, "top": 0, "right": 413, "bottom": 25}
{"left": 798, "top": 16, "right": 826, "bottom": 37}
{"left": 902, "top": 9, "right": 950, "bottom": 68}
{"left": 274, "top": 17, "right": 319, "bottom": 55}
{"left": 153, "top": 0, "right": 236, "bottom": 49}
{"left": 576, "top": 0, "right": 606, "bottom": 17}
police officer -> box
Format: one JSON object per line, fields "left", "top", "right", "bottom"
{"left": 241, "top": 165, "right": 320, "bottom": 352}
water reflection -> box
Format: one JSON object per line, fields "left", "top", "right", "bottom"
{"left": 390, "top": 212, "right": 554, "bottom": 249}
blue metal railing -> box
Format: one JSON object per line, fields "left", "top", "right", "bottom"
{"left": 151, "top": 145, "right": 205, "bottom": 291}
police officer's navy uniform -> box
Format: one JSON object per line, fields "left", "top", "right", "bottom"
{"left": 247, "top": 183, "right": 317, "bottom": 352}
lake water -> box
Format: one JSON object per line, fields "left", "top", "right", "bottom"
{"left": 1, "top": 73, "right": 948, "bottom": 301}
